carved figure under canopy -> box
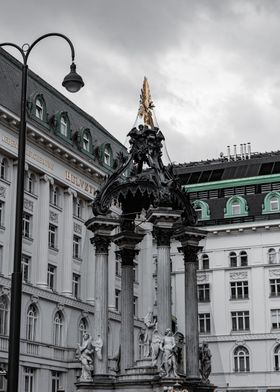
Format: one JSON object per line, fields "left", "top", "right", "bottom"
{"left": 76, "top": 333, "right": 95, "bottom": 381}
{"left": 143, "top": 310, "right": 156, "bottom": 358}
{"left": 199, "top": 342, "right": 212, "bottom": 383}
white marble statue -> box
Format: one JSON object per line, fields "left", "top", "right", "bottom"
{"left": 143, "top": 310, "right": 156, "bottom": 358}
{"left": 76, "top": 333, "right": 94, "bottom": 381}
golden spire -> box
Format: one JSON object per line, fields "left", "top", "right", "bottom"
{"left": 137, "top": 77, "right": 155, "bottom": 128}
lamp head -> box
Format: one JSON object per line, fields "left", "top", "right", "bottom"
{"left": 62, "top": 62, "right": 84, "bottom": 93}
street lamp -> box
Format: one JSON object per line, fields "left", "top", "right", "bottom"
{"left": 0, "top": 33, "right": 84, "bottom": 392}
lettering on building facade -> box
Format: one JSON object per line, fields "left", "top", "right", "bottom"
{"left": 65, "top": 170, "right": 95, "bottom": 196}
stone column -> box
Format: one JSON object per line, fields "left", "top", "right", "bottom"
{"left": 91, "top": 235, "right": 111, "bottom": 375}
{"left": 153, "top": 226, "right": 173, "bottom": 334}
{"left": 37, "top": 175, "right": 53, "bottom": 289}
{"left": 175, "top": 226, "right": 206, "bottom": 382}
{"left": 61, "top": 188, "right": 76, "bottom": 296}
{"left": 113, "top": 230, "right": 144, "bottom": 373}
{"left": 86, "top": 216, "right": 119, "bottom": 376}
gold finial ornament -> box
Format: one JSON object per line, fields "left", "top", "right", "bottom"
{"left": 138, "top": 77, "right": 155, "bottom": 128}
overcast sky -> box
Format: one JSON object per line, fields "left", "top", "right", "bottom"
{"left": 1, "top": 0, "right": 280, "bottom": 163}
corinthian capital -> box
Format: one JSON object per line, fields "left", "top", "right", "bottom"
{"left": 91, "top": 235, "right": 111, "bottom": 254}
{"left": 152, "top": 226, "right": 172, "bottom": 247}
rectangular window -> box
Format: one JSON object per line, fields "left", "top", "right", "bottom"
{"left": 51, "top": 371, "right": 61, "bottom": 392}
{"left": 23, "top": 213, "right": 32, "bottom": 238}
{"left": 48, "top": 224, "right": 57, "bottom": 249}
{"left": 23, "top": 367, "right": 34, "bottom": 392}
{"left": 22, "top": 255, "right": 30, "bottom": 283}
{"left": 133, "top": 296, "right": 138, "bottom": 317}
{"left": 47, "top": 264, "right": 56, "bottom": 290}
{"left": 72, "top": 273, "right": 80, "bottom": 298}
{"left": 115, "top": 252, "right": 121, "bottom": 276}
{"left": 133, "top": 262, "right": 138, "bottom": 283}
{"left": 73, "top": 235, "right": 81, "bottom": 259}
{"left": 230, "top": 281, "right": 249, "bottom": 300}
{"left": 197, "top": 284, "right": 210, "bottom": 302}
{"left": 0, "top": 245, "right": 3, "bottom": 274}
{"left": 0, "top": 364, "right": 7, "bottom": 392}
{"left": 270, "top": 279, "right": 280, "bottom": 297}
{"left": 231, "top": 311, "right": 250, "bottom": 331}
{"left": 199, "top": 313, "right": 211, "bottom": 333}
{"left": 0, "top": 201, "right": 4, "bottom": 227}
{"left": 272, "top": 309, "right": 280, "bottom": 329}
{"left": 115, "top": 289, "right": 121, "bottom": 312}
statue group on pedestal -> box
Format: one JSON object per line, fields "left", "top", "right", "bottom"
{"left": 76, "top": 333, "right": 103, "bottom": 381}
{"left": 143, "top": 311, "right": 184, "bottom": 378}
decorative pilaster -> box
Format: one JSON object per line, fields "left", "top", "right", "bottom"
{"left": 175, "top": 226, "right": 206, "bottom": 383}
{"left": 37, "top": 175, "right": 54, "bottom": 289}
{"left": 86, "top": 216, "right": 119, "bottom": 376}
{"left": 62, "top": 188, "right": 76, "bottom": 296}
{"left": 113, "top": 230, "right": 144, "bottom": 373}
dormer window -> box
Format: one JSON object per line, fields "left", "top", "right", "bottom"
{"left": 224, "top": 196, "right": 248, "bottom": 218}
{"left": 35, "top": 98, "right": 44, "bottom": 120}
{"left": 263, "top": 192, "right": 280, "bottom": 214}
{"left": 104, "top": 147, "right": 111, "bottom": 166}
{"left": 192, "top": 200, "right": 210, "bottom": 221}
{"left": 60, "top": 116, "right": 68, "bottom": 137}
{"left": 83, "top": 133, "right": 90, "bottom": 152}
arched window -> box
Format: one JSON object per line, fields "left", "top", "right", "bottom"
{"left": 268, "top": 248, "right": 277, "bottom": 264}
{"left": 79, "top": 318, "right": 88, "bottom": 344}
{"left": 224, "top": 196, "right": 248, "bottom": 218}
{"left": 50, "top": 185, "right": 59, "bottom": 206}
{"left": 0, "top": 158, "right": 8, "bottom": 180}
{"left": 263, "top": 192, "right": 280, "bottom": 214}
{"left": 26, "top": 304, "right": 38, "bottom": 341}
{"left": 35, "top": 97, "right": 44, "bottom": 120}
{"left": 240, "top": 251, "right": 248, "bottom": 267}
{"left": 202, "top": 254, "right": 209, "bottom": 270}
{"left": 0, "top": 296, "right": 8, "bottom": 335}
{"left": 73, "top": 197, "right": 82, "bottom": 218}
{"left": 82, "top": 130, "right": 92, "bottom": 153}
{"left": 230, "top": 252, "right": 237, "bottom": 268}
{"left": 192, "top": 200, "right": 210, "bottom": 221}
{"left": 25, "top": 172, "right": 36, "bottom": 194}
{"left": 234, "top": 345, "right": 250, "bottom": 372}
{"left": 274, "top": 344, "right": 280, "bottom": 370}
{"left": 53, "top": 311, "right": 63, "bottom": 346}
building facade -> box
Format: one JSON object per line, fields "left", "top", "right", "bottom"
{"left": 171, "top": 146, "right": 280, "bottom": 391}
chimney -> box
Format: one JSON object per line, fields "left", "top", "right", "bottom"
{"left": 233, "top": 145, "right": 237, "bottom": 161}
{"left": 243, "top": 143, "right": 247, "bottom": 159}
{"left": 247, "top": 142, "right": 251, "bottom": 159}
{"left": 227, "top": 146, "right": 231, "bottom": 161}
{"left": 240, "top": 143, "right": 244, "bottom": 160}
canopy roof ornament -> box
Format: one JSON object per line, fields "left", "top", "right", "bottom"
{"left": 91, "top": 79, "right": 197, "bottom": 226}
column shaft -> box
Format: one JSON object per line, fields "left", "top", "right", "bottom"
{"left": 120, "top": 258, "right": 135, "bottom": 372}
{"left": 184, "top": 247, "right": 200, "bottom": 380}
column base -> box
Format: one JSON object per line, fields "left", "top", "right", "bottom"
{"left": 36, "top": 282, "right": 48, "bottom": 290}
{"left": 61, "top": 290, "right": 72, "bottom": 297}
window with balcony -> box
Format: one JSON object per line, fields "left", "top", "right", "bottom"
{"left": 22, "top": 255, "right": 31, "bottom": 283}
{"left": 230, "top": 281, "right": 249, "bottom": 300}
{"left": 23, "top": 213, "right": 32, "bottom": 238}
{"left": 0, "top": 296, "right": 8, "bottom": 335}
{"left": 271, "top": 309, "right": 280, "bottom": 329}
{"left": 53, "top": 311, "right": 63, "bottom": 346}
{"left": 198, "top": 284, "right": 210, "bottom": 302}
{"left": 233, "top": 346, "right": 250, "bottom": 372}
{"left": 48, "top": 224, "right": 57, "bottom": 249}
{"left": 270, "top": 279, "right": 280, "bottom": 297}
{"left": 26, "top": 304, "right": 38, "bottom": 341}
{"left": 73, "top": 235, "right": 81, "bottom": 259}
{"left": 231, "top": 311, "right": 250, "bottom": 331}
{"left": 47, "top": 264, "right": 56, "bottom": 290}
{"left": 198, "top": 313, "right": 211, "bottom": 333}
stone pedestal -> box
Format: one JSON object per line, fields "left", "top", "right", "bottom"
{"left": 86, "top": 216, "right": 119, "bottom": 375}
{"left": 113, "top": 230, "right": 144, "bottom": 373}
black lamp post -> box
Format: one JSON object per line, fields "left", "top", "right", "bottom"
{"left": 0, "top": 33, "right": 84, "bottom": 392}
